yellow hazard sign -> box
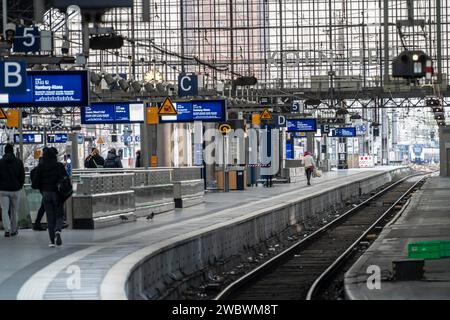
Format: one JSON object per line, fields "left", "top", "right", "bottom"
{"left": 158, "top": 97, "right": 177, "bottom": 115}
{"left": 97, "top": 137, "right": 105, "bottom": 144}
{"left": 0, "top": 108, "right": 6, "bottom": 120}
{"left": 261, "top": 108, "right": 272, "bottom": 120}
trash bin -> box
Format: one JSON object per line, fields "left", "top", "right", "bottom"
{"left": 236, "top": 170, "right": 245, "bottom": 190}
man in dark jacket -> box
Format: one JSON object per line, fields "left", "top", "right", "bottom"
{"left": 104, "top": 148, "right": 122, "bottom": 168}
{"left": 84, "top": 148, "right": 105, "bottom": 168}
{"left": 32, "top": 147, "right": 68, "bottom": 247}
{"left": 0, "top": 144, "right": 25, "bottom": 237}
{"left": 135, "top": 150, "right": 141, "bottom": 168}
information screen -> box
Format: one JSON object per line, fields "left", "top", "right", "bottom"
{"left": 160, "top": 100, "right": 226, "bottom": 123}
{"left": 47, "top": 133, "right": 68, "bottom": 143}
{"left": 333, "top": 127, "right": 357, "bottom": 137}
{"left": 0, "top": 71, "right": 89, "bottom": 107}
{"left": 286, "top": 119, "right": 317, "bottom": 132}
{"left": 14, "top": 133, "right": 43, "bottom": 144}
{"left": 192, "top": 100, "right": 226, "bottom": 121}
{"left": 81, "top": 102, "right": 144, "bottom": 124}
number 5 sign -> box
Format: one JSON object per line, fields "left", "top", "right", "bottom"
{"left": 13, "top": 27, "right": 40, "bottom": 53}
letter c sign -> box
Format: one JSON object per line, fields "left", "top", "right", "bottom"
{"left": 178, "top": 73, "right": 198, "bottom": 96}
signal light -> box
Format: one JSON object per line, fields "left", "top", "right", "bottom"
{"left": 233, "top": 76, "right": 257, "bottom": 87}
{"left": 426, "top": 98, "right": 440, "bottom": 107}
{"left": 90, "top": 34, "right": 124, "bottom": 50}
{"left": 392, "top": 50, "right": 430, "bottom": 79}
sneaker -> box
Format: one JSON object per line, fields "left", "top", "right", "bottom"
{"left": 4, "top": 232, "right": 10, "bottom": 238}
{"left": 55, "top": 231, "right": 62, "bottom": 246}
{"left": 11, "top": 231, "right": 18, "bottom": 237}
{"left": 49, "top": 243, "right": 55, "bottom": 248}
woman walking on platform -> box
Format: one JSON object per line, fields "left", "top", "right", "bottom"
{"left": 303, "top": 151, "right": 315, "bottom": 186}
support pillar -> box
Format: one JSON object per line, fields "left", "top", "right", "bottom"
{"left": 157, "top": 123, "right": 173, "bottom": 167}
{"left": 439, "top": 126, "right": 450, "bottom": 176}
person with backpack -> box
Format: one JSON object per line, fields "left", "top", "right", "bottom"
{"left": 104, "top": 148, "right": 122, "bottom": 168}
{"left": 303, "top": 150, "right": 316, "bottom": 186}
{"left": 31, "top": 147, "right": 71, "bottom": 247}
{"left": 0, "top": 144, "right": 25, "bottom": 237}
{"left": 84, "top": 148, "right": 104, "bottom": 168}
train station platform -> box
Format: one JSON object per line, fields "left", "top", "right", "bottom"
{"left": 345, "top": 175, "right": 450, "bottom": 300}
{"left": 0, "top": 166, "right": 408, "bottom": 300}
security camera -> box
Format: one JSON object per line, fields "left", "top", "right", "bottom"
{"left": 4, "top": 23, "right": 16, "bottom": 43}
{"left": 61, "top": 39, "right": 70, "bottom": 55}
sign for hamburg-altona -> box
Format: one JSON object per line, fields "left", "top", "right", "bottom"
{"left": 0, "top": 70, "right": 89, "bottom": 107}
{"left": 159, "top": 100, "right": 226, "bottom": 123}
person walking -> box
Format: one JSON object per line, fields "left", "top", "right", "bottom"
{"left": 84, "top": 148, "right": 104, "bottom": 168}
{"left": 30, "top": 151, "right": 46, "bottom": 231}
{"left": 31, "top": 147, "right": 68, "bottom": 247}
{"left": 0, "top": 144, "right": 25, "bottom": 237}
{"left": 135, "top": 150, "right": 141, "bottom": 168}
{"left": 104, "top": 148, "right": 123, "bottom": 168}
{"left": 303, "top": 151, "right": 316, "bottom": 186}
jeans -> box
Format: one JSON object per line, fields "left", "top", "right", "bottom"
{"left": 35, "top": 199, "right": 45, "bottom": 225}
{"left": 42, "top": 191, "right": 63, "bottom": 243}
{"left": 0, "top": 190, "right": 20, "bottom": 233}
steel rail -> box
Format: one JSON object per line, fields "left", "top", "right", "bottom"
{"left": 214, "top": 172, "right": 425, "bottom": 300}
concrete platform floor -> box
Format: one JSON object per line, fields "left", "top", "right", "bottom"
{"left": 345, "top": 175, "right": 450, "bottom": 300}
{"left": 0, "top": 167, "right": 403, "bottom": 300}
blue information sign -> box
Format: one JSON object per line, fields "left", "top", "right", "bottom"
{"left": 160, "top": 100, "right": 226, "bottom": 123}
{"left": 1, "top": 70, "right": 89, "bottom": 107}
{"left": 81, "top": 102, "right": 144, "bottom": 124}
{"left": 14, "top": 133, "right": 43, "bottom": 144}
{"left": 192, "top": 100, "right": 225, "bottom": 121}
{"left": 286, "top": 119, "right": 317, "bottom": 132}
{"left": 47, "top": 133, "right": 68, "bottom": 143}
{"left": 334, "top": 127, "right": 357, "bottom": 137}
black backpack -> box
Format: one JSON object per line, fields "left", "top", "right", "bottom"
{"left": 30, "top": 167, "right": 40, "bottom": 190}
{"left": 57, "top": 175, "right": 73, "bottom": 202}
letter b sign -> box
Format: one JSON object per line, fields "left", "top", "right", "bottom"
{"left": 0, "top": 61, "right": 27, "bottom": 93}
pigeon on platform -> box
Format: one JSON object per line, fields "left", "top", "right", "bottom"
{"left": 119, "top": 215, "right": 129, "bottom": 221}
{"left": 146, "top": 212, "right": 155, "bottom": 221}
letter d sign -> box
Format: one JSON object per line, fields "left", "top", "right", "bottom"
{"left": 0, "top": 61, "right": 27, "bottom": 93}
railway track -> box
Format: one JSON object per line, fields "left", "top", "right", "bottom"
{"left": 215, "top": 173, "right": 428, "bottom": 300}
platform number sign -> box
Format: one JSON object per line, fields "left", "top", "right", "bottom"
{"left": 291, "top": 100, "right": 301, "bottom": 113}
{"left": 0, "top": 61, "right": 27, "bottom": 93}
{"left": 13, "top": 27, "right": 41, "bottom": 53}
